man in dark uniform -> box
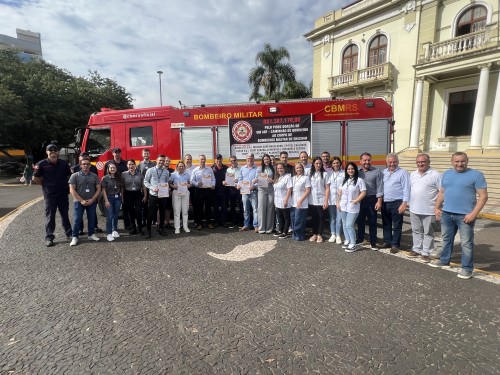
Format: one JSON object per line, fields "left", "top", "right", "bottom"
{"left": 212, "top": 154, "right": 229, "bottom": 227}
{"left": 138, "top": 149, "right": 156, "bottom": 227}
{"left": 71, "top": 152, "right": 102, "bottom": 233}
{"left": 33, "top": 144, "right": 72, "bottom": 247}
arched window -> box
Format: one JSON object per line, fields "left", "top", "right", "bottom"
{"left": 368, "top": 35, "right": 387, "bottom": 67}
{"left": 456, "top": 5, "right": 487, "bottom": 36}
{"left": 342, "top": 44, "right": 358, "bottom": 73}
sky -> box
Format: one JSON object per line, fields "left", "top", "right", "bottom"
{"left": 0, "top": 0, "right": 351, "bottom": 109}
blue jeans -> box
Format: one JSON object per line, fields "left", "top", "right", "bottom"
{"left": 291, "top": 207, "right": 308, "bottom": 241}
{"left": 328, "top": 205, "right": 342, "bottom": 236}
{"left": 381, "top": 200, "right": 404, "bottom": 247}
{"left": 440, "top": 211, "right": 475, "bottom": 272}
{"left": 242, "top": 191, "right": 258, "bottom": 228}
{"left": 72, "top": 201, "right": 97, "bottom": 238}
{"left": 357, "top": 195, "right": 379, "bottom": 244}
{"left": 341, "top": 211, "right": 359, "bottom": 246}
{"left": 106, "top": 195, "right": 121, "bottom": 234}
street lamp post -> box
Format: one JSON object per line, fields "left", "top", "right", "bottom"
{"left": 157, "top": 70, "right": 163, "bottom": 106}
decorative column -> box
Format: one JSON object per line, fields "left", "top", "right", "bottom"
{"left": 409, "top": 78, "right": 425, "bottom": 150}
{"left": 486, "top": 67, "right": 500, "bottom": 150}
{"left": 469, "top": 64, "right": 491, "bottom": 149}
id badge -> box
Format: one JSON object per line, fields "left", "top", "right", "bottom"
{"left": 132, "top": 186, "right": 136, "bottom": 191}
{"left": 85, "top": 188, "right": 90, "bottom": 193}
{"left": 115, "top": 194, "right": 119, "bottom": 198}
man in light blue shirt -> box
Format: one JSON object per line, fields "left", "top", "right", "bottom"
{"left": 431, "top": 152, "right": 488, "bottom": 279}
{"left": 378, "top": 153, "right": 410, "bottom": 253}
{"left": 238, "top": 153, "right": 259, "bottom": 231}
{"left": 190, "top": 154, "right": 216, "bottom": 230}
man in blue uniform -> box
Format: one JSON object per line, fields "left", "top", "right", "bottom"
{"left": 33, "top": 144, "right": 72, "bottom": 247}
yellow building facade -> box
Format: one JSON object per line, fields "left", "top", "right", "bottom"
{"left": 305, "top": 0, "right": 500, "bottom": 155}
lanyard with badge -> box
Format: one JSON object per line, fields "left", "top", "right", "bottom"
{"left": 130, "top": 171, "right": 141, "bottom": 191}
{"left": 112, "top": 176, "right": 119, "bottom": 198}
{"left": 81, "top": 172, "right": 91, "bottom": 193}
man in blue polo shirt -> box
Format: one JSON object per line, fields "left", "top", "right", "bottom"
{"left": 431, "top": 152, "right": 488, "bottom": 279}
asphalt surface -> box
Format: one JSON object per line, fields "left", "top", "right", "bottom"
{"left": 0, "top": 194, "right": 499, "bottom": 374}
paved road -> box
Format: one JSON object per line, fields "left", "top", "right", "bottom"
{"left": 0, "top": 200, "right": 499, "bottom": 374}
{"left": 0, "top": 182, "right": 42, "bottom": 219}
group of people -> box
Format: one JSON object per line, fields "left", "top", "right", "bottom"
{"left": 33, "top": 144, "right": 487, "bottom": 279}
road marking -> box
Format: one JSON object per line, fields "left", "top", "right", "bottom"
{"left": 0, "top": 197, "right": 44, "bottom": 237}
{"left": 208, "top": 240, "right": 277, "bottom": 261}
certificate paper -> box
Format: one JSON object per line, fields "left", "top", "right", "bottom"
{"left": 240, "top": 180, "right": 251, "bottom": 195}
{"left": 158, "top": 183, "right": 169, "bottom": 198}
{"left": 177, "top": 182, "right": 188, "bottom": 195}
{"left": 257, "top": 173, "right": 269, "bottom": 188}
{"left": 225, "top": 173, "right": 235, "bottom": 187}
{"left": 202, "top": 174, "right": 212, "bottom": 188}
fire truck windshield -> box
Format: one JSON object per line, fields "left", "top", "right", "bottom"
{"left": 85, "top": 128, "right": 111, "bottom": 156}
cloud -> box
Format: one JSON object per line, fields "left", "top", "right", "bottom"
{"left": 0, "top": 0, "right": 351, "bottom": 108}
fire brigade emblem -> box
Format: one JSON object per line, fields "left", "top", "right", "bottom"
{"left": 232, "top": 121, "right": 252, "bottom": 143}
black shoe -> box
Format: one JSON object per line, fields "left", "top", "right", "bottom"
{"left": 138, "top": 230, "right": 144, "bottom": 236}
{"left": 165, "top": 223, "right": 173, "bottom": 229}
{"left": 376, "top": 243, "right": 391, "bottom": 249}
{"left": 146, "top": 231, "right": 151, "bottom": 239}
{"left": 129, "top": 228, "right": 138, "bottom": 235}
{"left": 45, "top": 240, "right": 54, "bottom": 247}
{"left": 95, "top": 227, "right": 103, "bottom": 233}
{"left": 158, "top": 229, "right": 168, "bottom": 236}
{"left": 390, "top": 246, "right": 400, "bottom": 254}
{"left": 79, "top": 230, "right": 85, "bottom": 235}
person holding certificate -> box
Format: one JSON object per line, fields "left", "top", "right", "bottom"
{"left": 169, "top": 161, "right": 192, "bottom": 234}
{"left": 237, "top": 153, "right": 259, "bottom": 232}
{"left": 144, "top": 155, "right": 170, "bottom": 238}
{"left": 257, "top": 154, "right": 275, "bottom": 234}
{"left": 290, "top": 163, "right": 311, "bottom": 241}
{"left": 190, "top": 154, "right": 216, "bottom": 230}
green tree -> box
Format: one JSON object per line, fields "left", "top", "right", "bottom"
{"left": 248, "top": 43, "right": 295, "bottom": 101}
{"left": 282, "top": 80, "right": 312, "bottom": 99}
{"left": 0, "top": 50, "right": 133, "bottom": 160}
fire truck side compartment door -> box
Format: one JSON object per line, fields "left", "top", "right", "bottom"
{"left": 311, "top": 121, "right": 342, "bottom": 158}
{"left": 345, "top": 119, "right": 390, "bottom": 163}
{"left": 181, "top": 127, "right": 214, "bottom": 162}
{"left": 216, "top": 127, "right": 230, "bottom": 159}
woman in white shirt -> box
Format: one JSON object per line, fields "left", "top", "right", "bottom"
{"left": 338, "top": 162, "right": 366, "bottom": 252}
{"left": 169, "top": 161, "right": 192, "bottom": 234}
{"left": 273, "top": 162, "right": 292, "bottom": 239}
{"left": 327, "top": 157, "right": 344, "bottom": 244}
{"left": 291, "top": 163, "right": 311, "bottom": 241}
{"left": 256, "top": 154, "right": 275, "bottom": 234}
{"left": 308, "top": 157, "right": 330, "bottom": 243}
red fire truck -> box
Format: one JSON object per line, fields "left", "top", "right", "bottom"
{"left": 76, "top": 98, "right": 393, "bottom": 177}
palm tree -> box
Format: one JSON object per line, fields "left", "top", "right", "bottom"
{"left": 248, "top": 43, "right": 295, "bottom": 101}
{"left": 282, "top": 80, "right": 312, "bottom": 99}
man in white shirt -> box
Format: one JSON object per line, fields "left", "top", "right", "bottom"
{"left": 190, "top": 154, "right": 216, "bottom": 230}
{"left": 408, "top": 154, "right": 442, "bottom": 263}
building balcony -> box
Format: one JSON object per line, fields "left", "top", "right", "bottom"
{"left": 328, "top": 62, "right": 393, "bottom": 93}
{"left": 419, "top": 26, "right": 495, "bottom": 63}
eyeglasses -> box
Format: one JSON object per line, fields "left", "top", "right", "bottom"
{"left": 81, "top": 163, "right": 90, "bottom": 166}
{"left": 416, "top": 161, "right": 428, "bottom": 164}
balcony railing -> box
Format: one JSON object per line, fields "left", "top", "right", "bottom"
{"left": 421, "top": 28, "right": 491, "bottom": 62}
{"left": 329, "top": 62, "right": 392, "bottom": 91}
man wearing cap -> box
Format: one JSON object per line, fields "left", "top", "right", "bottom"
{"left": 212, "top": 154, "right": 229, "bottom": 227}
{"left": 33, "top": 144, "right": 73, "bottom": 247}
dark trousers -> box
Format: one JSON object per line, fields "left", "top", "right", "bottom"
{"left": 228, "top": 187, "right": 243, "bottom": 226}
{"left": 194, "top": 188, "right": 213, "bottom": 225}
{"left": 310, "top": 205, "right": 326, "bottom": 235}
{"left": 147, "top": 195, "right": 168, "bottom": 231}
{"left": 124, "top": 190, "right": 143, "bottom": 230}
{"left": 357, "top": 195, "right": 379, "bottom": 244}
{"left": 275, "top": 207, "right": 291, "bottom": 234}
{"left": 381, "top": 199, "right": 404, "bottom": 247}
{"left": 44, "top": 193, "right": 72, "bottom": 241}
{"left": 213, "top": 188, "right": 228, "bottom": 225}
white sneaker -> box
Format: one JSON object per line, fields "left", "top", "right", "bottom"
{"left": 336, "top": 236, "right": 342, "bottom": 245}
{"left": 184, "top": 227, "right": 191, "bottom": 233}
{"left": 107, "top": 234, "right": 115, "bottom": 242}
{"left": 88, "top": 234, "right": 100, "bottom": 241}
{"left": 328, "top": 234, "right": 336, "bottom": 243}
{"left": 70, "top": 237, "right": 78, "bottom": 246}
{"left": 175, "top": 228, "right": 180, "bottom": 234}
{"left": 112, "top": 231, "right": 120, "bottom": 238}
